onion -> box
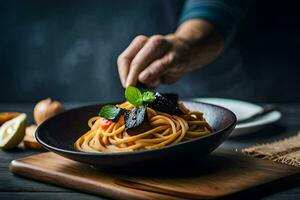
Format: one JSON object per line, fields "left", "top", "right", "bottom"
{"left": 33, "top": 98, "right": 64, "bottom": 125}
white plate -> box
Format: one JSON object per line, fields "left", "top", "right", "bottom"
{"left": 192, "top": 98, "right": 282, "bottom": 136}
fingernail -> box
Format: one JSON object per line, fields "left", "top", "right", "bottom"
{"left": 125, "top": 79, "right": 136, "bottom": 87}
{"left": 119, "top": 78, "right": 125, "bottom": 87}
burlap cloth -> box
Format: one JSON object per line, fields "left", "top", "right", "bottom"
{"left": 242, "top": 132, "right": 300, "bottom": 167}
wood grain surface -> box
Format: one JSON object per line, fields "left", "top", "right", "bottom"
{"left": 9, "top": 149, "right": 300, "bottom": 200}
{"left": 9, "top": 152, "right": 185, "bottom": 200}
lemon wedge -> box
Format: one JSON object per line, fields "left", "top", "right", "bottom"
{"left": 0, "top": 113, "right": 27, "bottom": 150}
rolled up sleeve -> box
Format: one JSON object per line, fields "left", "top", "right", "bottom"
{"left": 179, "top": 0, "right": 253, "bottom": 43}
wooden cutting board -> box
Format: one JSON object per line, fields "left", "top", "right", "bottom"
{"left": 9, "top": 150, "right": 300, "bottom": 200}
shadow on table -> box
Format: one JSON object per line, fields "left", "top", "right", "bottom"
{"left": 220, "top": 174, "right": 300, "bottom": 200}
{"left": 228, "top": 124, "right": 293, "bottom": 142}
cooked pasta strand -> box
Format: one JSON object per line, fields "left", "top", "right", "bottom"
{"left": 74, "top": 102, "right": 212, "bottom": 152}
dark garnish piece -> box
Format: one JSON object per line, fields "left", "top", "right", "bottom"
{"left": 162, "top": 93, "right": 179, "bottom": 104}
{"left": 124, "top": 105, "right": 151, "bottom": 135}
{"left": 149, "top": 92, "right": 183, "bottom": 115}
{"left": 99, "top": 105, "right": 123, "bottom": 122}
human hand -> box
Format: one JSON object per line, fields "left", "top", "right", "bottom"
{"left": 117, "top": 34, "right": 191, "bottom": 88}
{"left": 117, "top": 19, "right": 224, "bottom": 88}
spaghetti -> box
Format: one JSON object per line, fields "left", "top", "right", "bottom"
{"left": 74, "top": 102, "right": 212, "bottom": 152}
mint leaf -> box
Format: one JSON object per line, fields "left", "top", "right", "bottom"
{"left": 125, "top": 86, "right": 143, "bottom": 106}
{"left": 99, "top": 104, "right": 122, "bottom": 121}
{"left": 142, "top": 91, "right": 156, "bottom": 104}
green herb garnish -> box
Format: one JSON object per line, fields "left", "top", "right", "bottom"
{"left": 99, "top": 104, "right": 123, "bottom": 121}
{"left": 99, "top": 87, "right": 156, "bottom": 121}
{"left": 142, "top": 91, "right": 156, "bottom": 104}
{"left": 125, "top": 86, "right": 143, "bottom": 107}
{"left": 125, "top": 86, "right": 156, "bottom": 106}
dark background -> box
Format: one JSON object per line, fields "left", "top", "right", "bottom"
{"left": 237, "top": 1, "right": 300, "bottom": 103}
{"left": 0, "top": 0, "right": 299, "bottom": 103}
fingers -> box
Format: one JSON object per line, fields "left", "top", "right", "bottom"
{"left": 147, "top": 79, "right": 161, "bottom": 88}
{"left": 160, "top": 64, "right": 186, "bottom": 84}
{"left": 118, "top": 34, "right": 188, "bottom": 88}
{"left": 117, "top": 35, "right": 148, "bottom": 87}
{"left": 161, "top": 74, "right": 182, "bottom": 84}
{"left": 125, "top": 35, "right": 171, "bottom": 87}
{"left": 138, "top": 52, "right": 176, "bottom": 84}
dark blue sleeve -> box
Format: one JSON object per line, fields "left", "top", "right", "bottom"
{"left": 179, "top": 0, "right": 253, "bottom": 42}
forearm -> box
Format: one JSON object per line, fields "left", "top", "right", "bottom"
{"left": 117, "top": 0, "right": 251, "bottom": 87}
{"left": 175, "top": 19, "right": 224, "bottom": 71}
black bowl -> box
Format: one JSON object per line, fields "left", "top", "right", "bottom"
{"left": 36, "top": 101, "right": 236, "bottom": 170}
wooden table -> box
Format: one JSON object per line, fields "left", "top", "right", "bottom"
{"left": 1, "top": 103, "right": 300, "bottom": 200}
